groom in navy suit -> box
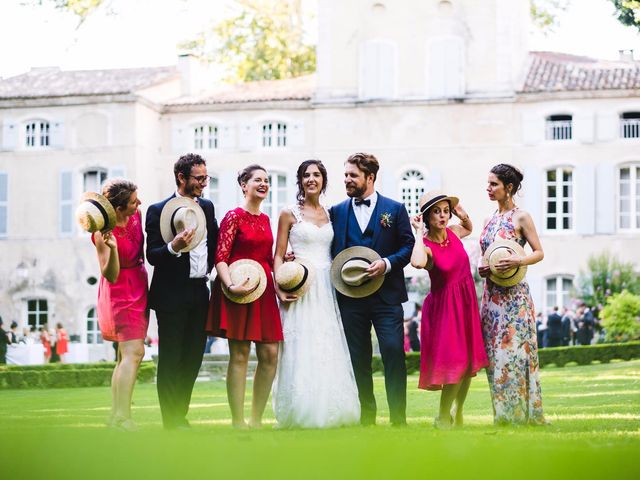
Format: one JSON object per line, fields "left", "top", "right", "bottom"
{"left": 330, "top": 152, "right": 415, "bottom": 426}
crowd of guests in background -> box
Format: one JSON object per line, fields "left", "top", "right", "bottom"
{"left": 0, "top": 318, "right": 69, "bottom": 364}
{"left": 536, "top": 304, "right": 601, "bottom": 348}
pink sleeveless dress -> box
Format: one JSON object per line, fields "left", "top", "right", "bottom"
{"left": 418, "top": 228, "right": 488, "bottom": 390}
{"left": 92, "top": 211, "right": 149, "bottom": 342}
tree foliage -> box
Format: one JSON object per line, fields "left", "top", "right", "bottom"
{"left": 609, "top": 0, "right": 640, "bottom": 32}
{"left": 576, "top": 251, "right": 640, "bottom": 313}
{"left": 530, "top": 0, "right": 571, "bottom": 33}
{"left": 26, "top": 0, "right": 106, "bottom": 28}
{"left": 179, "top": 0, "right": 316, "bottom": 82}
{"left": 599, "top": 290, "right": 640, "bottom": 342}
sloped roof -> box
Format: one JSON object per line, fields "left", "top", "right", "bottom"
{"left": 0, "top": 66, "right": 178, "bottom": 99}
{"left": 166, "top": 74, "right": 314, "bottom": 106}
{"left": 521, "top": 51, "right": 640, "bottom": 93}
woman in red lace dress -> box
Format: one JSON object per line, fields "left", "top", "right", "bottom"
{"left": 54, "top": 323, "right": 69, "bottom": 363}
{"left": 207, "top": 164, "right": 282, "bottom": 429}
{"left": 92, "top": 179, "right": 148, "bottom": 431}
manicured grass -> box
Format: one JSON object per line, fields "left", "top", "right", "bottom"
{"left": 1, "top": 360, "right": 638, "bottom": 480}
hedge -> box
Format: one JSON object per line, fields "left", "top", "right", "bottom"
{"left": 0, "top": 361, "right": 156, "bottom": 390}
{"left": 371, "top": 342, "right": 640, "bottom": 373}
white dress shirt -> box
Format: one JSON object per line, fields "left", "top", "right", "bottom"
{"left": 167, "top": 191, "right": 209, "bottom": 278}
{"left": 352, "top": 191, "right": 391, "bottom": 274}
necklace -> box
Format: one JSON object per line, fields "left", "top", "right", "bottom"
{"left": 426, "top": 233, "right": 449, "bottom": 248}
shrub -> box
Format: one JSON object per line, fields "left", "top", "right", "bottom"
{"left": 599, "top": 290, "right": 640, "bottom": 343}
{"left": 0, "top": 361, "right": 156, "bottom": 390}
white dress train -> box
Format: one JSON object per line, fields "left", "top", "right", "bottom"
{"left": 272, "top": 205, "right": 360, "bottom": 428}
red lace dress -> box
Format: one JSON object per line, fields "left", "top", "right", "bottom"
{"left": 206, "top": 208, "right": 283, "bottom": 342}
{"left": 92, "top": 211, "right": 149, "bottom": 342}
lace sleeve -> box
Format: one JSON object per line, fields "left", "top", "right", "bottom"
{"left": 289, "top": 204, "right": 302, "bottom": 223}
{"left": 215, "top": 210, "right": 239, "bottom": 264}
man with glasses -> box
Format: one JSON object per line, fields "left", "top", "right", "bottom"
{"left": 145, "top": 153, "right": 219, "bottom": 429}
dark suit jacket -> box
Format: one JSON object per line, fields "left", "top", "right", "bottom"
{"left": 145, "top": 194, "right": 219, "bottom": 312}
{"left": 330, "top": 193, "right": 414, "bottom": 305}
{"left": 547, "top": 312, "right": 563, "bottom": 340}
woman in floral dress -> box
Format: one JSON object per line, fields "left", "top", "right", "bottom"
{"left": 479, "top": 164, "right": 546, "bottom": 426}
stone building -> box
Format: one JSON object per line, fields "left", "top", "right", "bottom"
{"left": 0, "top": 0, "right": 638, "bottom": 360}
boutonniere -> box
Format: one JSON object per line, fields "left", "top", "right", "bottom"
{"left": 380, "top": 212, "right": 393, "bottom": 228}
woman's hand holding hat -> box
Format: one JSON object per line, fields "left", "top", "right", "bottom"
{"left": 227, "top": 276, "right": 258, "bottom": 296}
{"left": 493, "top": 254, "right": 522, "bottom": 273}
{"left": 275, "top": 285, "right": 298, "bottom": 304}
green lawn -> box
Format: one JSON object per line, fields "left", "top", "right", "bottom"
{"left": 1, "top": 360, "right": 638, "bottom": 480}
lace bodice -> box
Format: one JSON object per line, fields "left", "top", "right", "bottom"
{"left": 288, "top": 204, "right": 333, "bottom": 268}
{"left": 215, "top": 208, "right": 274, "bottom": 270}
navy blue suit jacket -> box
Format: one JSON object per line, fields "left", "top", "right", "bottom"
{"left": 145, "top": 194, "right": 219, "bottom": 312}
{"left": 330, "top": 193, "right": 414, "bottom": 305}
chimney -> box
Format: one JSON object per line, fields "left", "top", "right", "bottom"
{"left": 618, "top": 49, "right": 635, "bottom": 62}
{"left": 177, "top": 54, "right": 201, "bottom": 96}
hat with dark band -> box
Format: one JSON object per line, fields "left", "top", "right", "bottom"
{"left": 330, "top": 246, "right": 385, "bottom": 298}
{"left": 159, "top": 197, "right": 206, "bottom": 253}
{"left": 75, "top": 192, "right": 117, "bottom": 233}
{"left": 418, "top": 190, "right": 459, "bottom": 217}
{"left": 222, "top": 259, "right": 267, "bottom": 304}
{"left": 275, "top": 258, "right": 315, "bottom": 298}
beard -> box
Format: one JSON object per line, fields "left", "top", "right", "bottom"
{"left": 346, "top": 183, "right": 366, "bottom": 198}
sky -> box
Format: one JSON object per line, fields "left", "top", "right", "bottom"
{"left": 0, "top": 0, "right": 639, "bottom": 79}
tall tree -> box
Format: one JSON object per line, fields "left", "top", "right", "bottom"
{"left": 609, "top": 0, "right": 640, "bottom": 32}
{"left": 530, "top": 0, "right": 571, "bottom": 33}
{"left": 179, "top": 0, "right": 316, "bottom": 82}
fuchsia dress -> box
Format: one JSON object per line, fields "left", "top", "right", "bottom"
{"left": 92, "top": 211, "right": 149, "bottom": 342}
{"left": 418, "top": 228, "right": 488, "bottom": 390}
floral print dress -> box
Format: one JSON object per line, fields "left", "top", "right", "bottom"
{"left": 479, "top": 208, "right": 545, "bottom": 425}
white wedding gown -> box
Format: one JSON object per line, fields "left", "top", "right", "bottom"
{"left": 272, "top": 205, "right": 360, "bottom": 428}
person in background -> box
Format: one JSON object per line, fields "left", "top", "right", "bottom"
{"left": 0, "top": 318, "right": 10, "bottom": 364}
{"left": 40, "top": 325, "right": 52, "bottom": 363}
{"left": 546, "top": 307, "right": 563, "bottom": 348}
{"left": 561, "top": 307, "right": 573, "bottom": 346}
{"left": 55, "top": 323, "right": 69, "bottom": 363}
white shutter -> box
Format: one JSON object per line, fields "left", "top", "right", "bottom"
{"left": 444, "top": 38, "right": 464, "bottom": 97}
{"left": 238, "top": 123, "right": 256, "bottom": 152}
{"left": 50, "top": 121, "right": 65, "bottom": 149}
{"left": 359, "top": 42, "right": 379, "bottom": 99}
{"left": 596, "top": 112, "right": 618, "bottom": 142}
{"left": 595, "top": 163, "right": 615, "bottom": 234}
{"left": 218, "top": 171, "right": 238, "bottom": 215}
{"left": 108, "top": 167, "right": 126, "bottom": 179}
{"left": 521, "top": 113, "right": 544, "bottom": 146}
{"left": 1, "top": 122, "right": 18, "bottom": 151}
{"left": 522, "top": 166, "right": 543, "bottom": 229}
{"left": 378, "top": 42, "right": 396, "bottom": 99}
{"left": 219, "top": 125, "right": 236, "bottom": 151}
{"left": 427, "top": 39, "right": 446, "bottom": 99}
{"left": 574, "top": 164, "right": 595, "bottom": 234}
{"left": 288, "top": 122, "right": 305, "bottom": 147}
{"left": 59, "top": 170, "right": 74, "bottom": 235}
{"left": 575, "top": 113, "right": 594, "bottom": 144}
{"left": 0, "top": 172, "right": 7, "bottom": 237}
{"left": 171, "top": 123, "right": 186, "bottom": 153}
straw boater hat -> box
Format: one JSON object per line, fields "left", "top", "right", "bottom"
{"left": 160, "top": 197, "right": 206, "bottom": 253}
{"left": 418, "top": 190, "right": 459, "bottom": 219}
{"left": 75, "top": 192, "right": 117, "bottom": 233}
{"left": 222, "top": 259, "right": 267, "bottom": 304}
{"left": 484, "top": 239, "right": 528, "bottom": 287}
{"left": 275, "top": 258, "right": 315, "bottom": 298}
{"left": 330, "top": 246, "right": 385, "bottom": 298}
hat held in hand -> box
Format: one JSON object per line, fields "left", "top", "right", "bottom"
{"left": 275, "top": 258, "right": 315, "bottom": 298}
{"left": 484, "top": 239, "right": 528, "bottom": 287}
{"left": 222, "top": 259, "right": 267, "bottom": 304}
{"left": 330, "top": 246, "right": 385, "bottom": 298}
{"left": 160, "top": 197, "right": 206, "bottom": 253}
{"left": 75, "top": 192, "right": 117, "bottom": 233}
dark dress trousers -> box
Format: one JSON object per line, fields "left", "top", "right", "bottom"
{"left": 330, "top": 193, "right": 415, "bottom": 425}
{"left": 146, "top": 194, "right": 218, "bottom": 429}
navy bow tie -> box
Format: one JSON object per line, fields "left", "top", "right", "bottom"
{"left": 354, "top": 198, "right": 371, "bottom": 207}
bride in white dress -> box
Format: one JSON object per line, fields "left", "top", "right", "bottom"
{"left": 272, "top": 160, "right": 360, "bottom": 428}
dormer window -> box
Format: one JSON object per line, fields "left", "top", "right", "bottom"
{"left": 25, "top": 120, "right": 50, "bottom": 147}
{"left": 194, "top": 124, "right": 218, "bottom": 150}
{"left": 620, "top": 112, "right": 640, "bottom": 139}
{"left": 262, "top": 122, "right": 287, "bottom": 148}
{"left": 545, "top": 114, "right": 572, "bottom": 141}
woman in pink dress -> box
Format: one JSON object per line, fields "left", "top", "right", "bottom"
{"left": 410, "top": 191, "right": 488, "bottom": 429}
{"left": 91, "top": 179, "right": 149, "bottom": 431}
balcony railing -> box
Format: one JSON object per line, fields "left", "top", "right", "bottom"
{"left": 545, "top": 120, "right": 572, "bottom": 141}
{"left": 620, "top": 118, "right": 640, "bottom": 139}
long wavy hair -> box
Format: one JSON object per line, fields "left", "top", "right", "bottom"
{"left": 296, "top": 159, "right": 328, "bottom": 204}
